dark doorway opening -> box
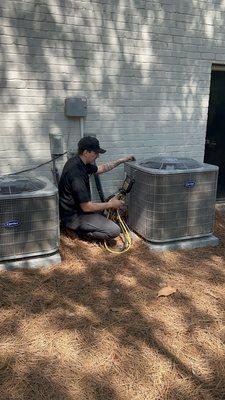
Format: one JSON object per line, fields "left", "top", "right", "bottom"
{"left": 204, "top": 65, "right": 225, "bottom": 199}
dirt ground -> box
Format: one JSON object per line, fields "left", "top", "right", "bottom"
{"left": 0, "top": 213, "right": 224, "bottom": 400}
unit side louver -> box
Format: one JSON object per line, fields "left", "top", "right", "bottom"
{"left": 0, "top": 175, "right": 59, "bottom": 262}
{"left": 125, "top": 157, "right": 218, "bottom": 243}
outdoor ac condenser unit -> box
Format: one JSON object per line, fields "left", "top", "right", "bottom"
{"left": 125, "top": 157, "right": 219, "bottom": 249}
{"left": 0, "top": 175, "right": 60, "bottom": 265}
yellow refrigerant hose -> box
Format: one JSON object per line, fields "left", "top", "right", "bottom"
{"left": 103, "top": 206, "right": 132, "bottom": 254}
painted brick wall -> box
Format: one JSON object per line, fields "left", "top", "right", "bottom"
{"left": 1, "top": 0, "right": 225, "bottom": 195}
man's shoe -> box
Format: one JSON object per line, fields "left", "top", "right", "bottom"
{"left": 63, "top": 227, "right": 79, "bottom": 240}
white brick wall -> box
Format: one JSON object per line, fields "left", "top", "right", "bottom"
{"left": 0, "top": 0, "right": 225, "bottom": 194}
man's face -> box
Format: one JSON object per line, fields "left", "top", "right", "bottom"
{"left": 85, "top": 150, "right": 100, "bottom": 164}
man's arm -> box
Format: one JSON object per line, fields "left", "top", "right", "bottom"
{"left": 80, "top": 197, "right": 123, "bottom": 213}
{"left": 96, "top": 155, "right": 134, "bottom": 175}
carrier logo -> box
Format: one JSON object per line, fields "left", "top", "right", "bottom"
{"left": 2, "top": 220, "right": 21, "bottom": 228}
{"left": 184, "top": 180, "right": 196, "bottom": 188}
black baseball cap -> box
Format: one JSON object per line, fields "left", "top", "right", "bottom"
{"left": 78, "top": 136, "right": 106, "bottom": 154}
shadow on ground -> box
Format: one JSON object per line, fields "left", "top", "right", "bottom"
{"left": 0, "top": 212, "right": 224, "bottom": 399}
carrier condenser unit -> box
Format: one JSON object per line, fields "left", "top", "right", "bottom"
{"left": 125, "top": 157, "right": 219, "bottom": 249}
{"left": 0, "top": 175, "right": 60, "bottom": 267}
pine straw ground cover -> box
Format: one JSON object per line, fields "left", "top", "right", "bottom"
{"left": 0, "top": 214, "right": 225, "bottom": 400}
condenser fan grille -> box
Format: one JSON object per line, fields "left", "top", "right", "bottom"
{"left": 0, "top": 175, "right": 46, "bottom": 195}
{"left": 140, "top": 157, "right": 202, "bottom": 170}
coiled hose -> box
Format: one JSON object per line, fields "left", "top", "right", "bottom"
{"left": 103, "top": 208, "right": 132, "bottom": 254}
{"left": 94, "top": 175, "right": 133, "bottom": 253}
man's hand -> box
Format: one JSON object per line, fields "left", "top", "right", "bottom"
{"left": 108, "top": 196, "right": 124, "bottom": 210}
{"left": 122, "top": 155, "right": 135, "bottom": 162}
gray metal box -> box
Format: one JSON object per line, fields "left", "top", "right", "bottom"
{"left": 125, "top": 157, "right": 218, "bottom": 243}
{"left": 65, "top": 97, "right": 87, "bottom": 117}
{"left": 0, "top": 175, "right": 60, "bottom": 262}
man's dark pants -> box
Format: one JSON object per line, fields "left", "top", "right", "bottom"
{"left": 64, "top": 213, "right": 121, "bottom": 240}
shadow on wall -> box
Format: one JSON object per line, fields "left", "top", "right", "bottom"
{"left": 0, "top": 0, "right": 223, "bottom": 182}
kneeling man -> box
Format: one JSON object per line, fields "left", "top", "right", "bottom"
{"left": 58, "top": 136, "right": 134, "bottom": 241}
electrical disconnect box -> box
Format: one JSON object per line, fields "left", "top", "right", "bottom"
{"left": 65, "top": 97, "right": 87, "bottom": 117}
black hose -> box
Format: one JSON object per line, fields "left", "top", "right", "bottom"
{"left": 94, "top": 174, "right": 105, "bottom": 202}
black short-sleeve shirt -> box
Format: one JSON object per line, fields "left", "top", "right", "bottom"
{"left": 58, "top": 155, "right": 98, "bottom": 222}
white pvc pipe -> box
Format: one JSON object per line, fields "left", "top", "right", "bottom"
{"left": 80, "top": 117, "right": 84, "bottom": 138}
